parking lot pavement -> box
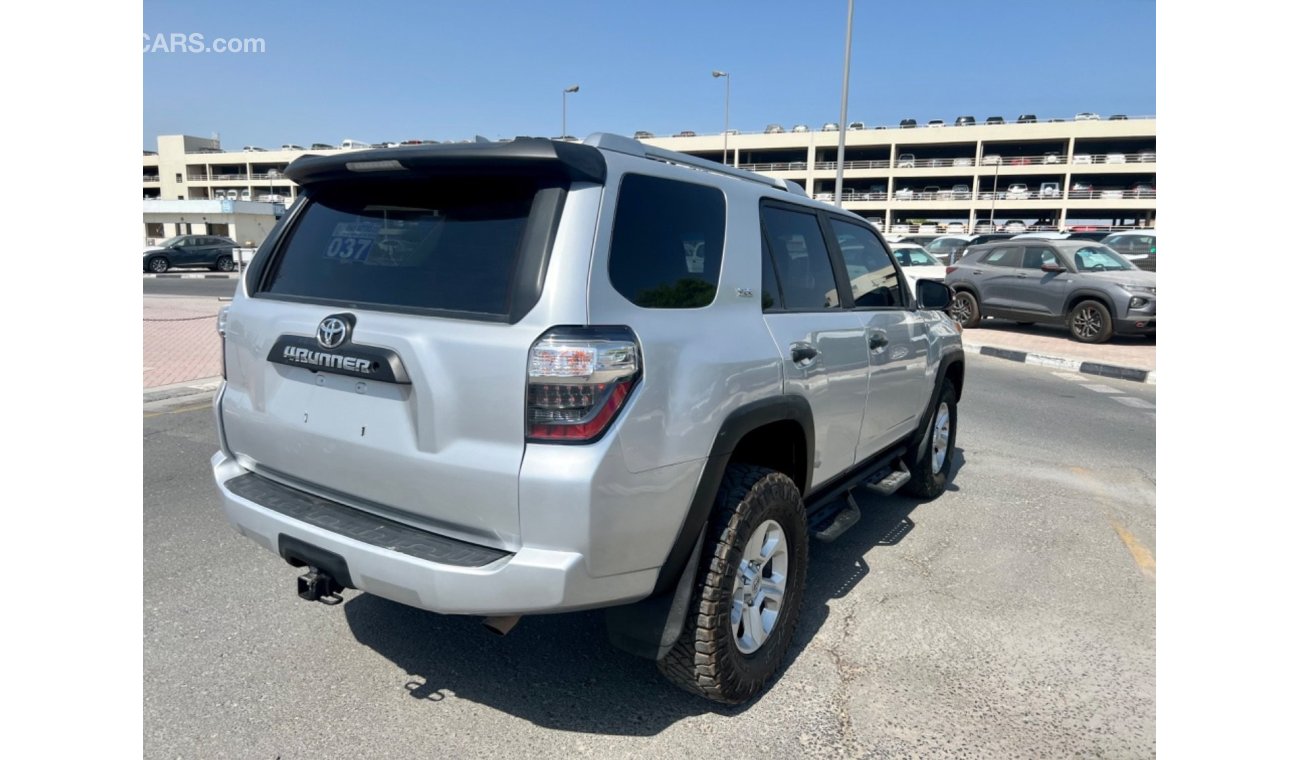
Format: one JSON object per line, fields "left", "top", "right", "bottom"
{"left": 958, "top": 320, "right": 1155, "bottom": 379}
{"left": 143, "top": 296, "right": 223, "bottom": 389}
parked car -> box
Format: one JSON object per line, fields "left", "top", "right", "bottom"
{"left": 1003, "top": 220, "right": 1027, "bottom": 233}
{"left": 674, "top": 130, "right": 697, "bottom": 137}
{"left": 1043, "top": 151, "right": 1061, "bottom": 164}
{"left": 1072, "top": 153, "right": 1093, "bottom": 164}
{"left": 1066, "top": 231, "right": 1110, "bottom": 242}
{"left": 952, "top": 184, "right": 971, "bottom": 198}
{"left": 1100, "top": 189, "right": 1124, "bottom": 199}
{"left": 1009, "top": 156, "right": 1031, "bottom": 166}
{"left": 945, "top": 222, "right": 966, "bottom": 233}
{"left": 955, "top": 115, "right": 975, "bottom": 126}
{"left": 1071, "top": 181, "right": 1094, "bottom": 194}
{"left": 239, "top": 189, "right": 252, "bottom": 201}
{"left": 1101, "top": 230, "right": 1157, "bottom": 271}
{"left": 822, "top": 122, "right": 839, "bottom": 131}
{"left": 243, "top": 145, "right": 267, "bottom": 152}
{"left": 1108, "top": 114, "right": 1129, "bottom": 120}
{"left": 897, "top": 153, "right": 916, "bottom": 168}
{"left": 211, "top": 133, "right": 964, "bottom": 705}
{"left": 281, "top": 144, "right": 304, "bottom": 151}
{"left": 1105, "top": 152, "right": 1127, "bottom": 164}
{"left": 923, "top": 234, "right": 976, "bottom": 265}
{"left": 1017, "top": 114, "right": 1037, "bottom": 123}
{"left": 310, "top": 143, "right": 336, "bottom": 150}
{"left": 947, "top": 240, "right": 1155, "bottom": 342}
{"left": 981, "top": 153, "right": 1001, "bottom": 165}
{"left": 1137, "top": 151, "right": 1156, "bottom": 163}
{"left": 1075, "top": 112, "right": 1101, "bottom": 121}
{"left": 764, "top": 124, "right": 785, "bottom": 134}
{"left": 953, "top": 156, "right": 974, "bottom": 167}
{"left": 985, "top": 116, "right": 1005, "bottom": 125}
{"left": 1130, "top": 182, "right": 1155, "bottom": 198}
{"left": 894, "top": 187, "right": 915, "bottom": 199}
{"left": 792, "top": 124, "right": 809, "bottom": 133}
{"left": 890, "top": 244, "right": 948, "bottom": 293}
{"left": 900, "top": 118, "right": 917, "bottom": 128}
{"left": 1006, "top": 183, "right": 1029, "bottom": 199}
{"left": 1040, "top": 182, "right": 1061, "bottom": 198}
{"left": 848, "top": 121, "right": 866, "bottom": 130}
{"left": 142, "top": 235, "right": 239, "bottom": 273}
{"left": 634, "top": 131, "right": 654, "bottom": 139}
{"left": 927, "top": 119, "right": 945, "bottom": 128}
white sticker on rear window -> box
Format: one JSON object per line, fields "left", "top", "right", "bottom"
{"left": 326, "top": 222, "right": 379, "bottom": 262}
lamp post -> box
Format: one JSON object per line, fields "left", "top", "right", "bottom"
{"left": 562, "top": 85, "right": 579, "bottom": 140}
{"left": 712, "top": 70, "right": 730, "bottom": 166}
{"left": 987, "top": 157, "right": 1000, "bottom": 230}
{"left": 834, "top": 0, "right": 854, "bottom": 207}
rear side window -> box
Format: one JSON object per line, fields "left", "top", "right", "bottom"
{"left": 608, "top": 174, "right": 725, "bottom": 309}
{"left": 261, "top": 178, "right": 546, "bottom": 318}
{"left": 760, "top": 205, "right": 841, "bottom": 310}
{"left": 981, "top": 247, "right": 1022, "bottom": 267}
{"left": 1021, "top": 246, "right": 1061, "bottom": 269}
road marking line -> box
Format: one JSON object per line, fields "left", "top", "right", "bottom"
{"left": 143, "top": 403, "right": 210, "bottom": 418}
{"left": 1052, "top": 371, "right": 1087, "bottom": 382}
{"left": 1081, "top": 383, "right": 1123, "bottom": 394}
{"left": 1110, "top": 520, "right": 1156, "bottom": 578}
{"left": 1114, "top": 396, "right": 1156, "bottom": 409}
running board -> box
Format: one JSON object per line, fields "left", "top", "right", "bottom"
{"left": 863, "top": 461, "right": 912, "bottom": 496}
{"left": 811, "top": 491, "right": 861, "bottom": 542}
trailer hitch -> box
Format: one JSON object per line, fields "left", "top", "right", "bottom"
{"left": 297, "top": 567, "right": 344, "bottom": 605}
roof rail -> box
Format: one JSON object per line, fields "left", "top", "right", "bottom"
{"left": 584, "top": 132, "right": 804, "bottom": 196}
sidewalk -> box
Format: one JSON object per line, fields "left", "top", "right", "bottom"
{"left": 143, "top": 296, "right": 224, "bottom": 389}
{"left": 960, "top": 321, "right": 1156, "bottom": 383}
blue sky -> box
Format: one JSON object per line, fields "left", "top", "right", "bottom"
{"left": 144, "top": 0, "right": 1154, "bottom": 149}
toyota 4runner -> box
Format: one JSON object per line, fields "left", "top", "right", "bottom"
{"left": 211, "top": 134, "right": 965, "bottom": 703}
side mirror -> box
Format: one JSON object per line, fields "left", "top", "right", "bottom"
{"left": 1041, "top": 264, "right": 1066, "bottom": 273}
{"left": 915, "top": 279, "right": 952, "bottom": 310}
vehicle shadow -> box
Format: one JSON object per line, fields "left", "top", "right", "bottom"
{"left": 343, "top": 447, "right": 966, "bottom": 735}
{"left": 977, "top": 319, "right": 1155, "bottom": 346}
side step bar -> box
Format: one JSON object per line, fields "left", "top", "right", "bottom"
{"left": 807, "top": 454, "right": 912, "bottom": 543}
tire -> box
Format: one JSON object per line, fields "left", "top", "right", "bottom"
{"left": 214, "top": 255, "right": 235, "bottom": 272}
{"left": 901, "top": 380, "right": 958, "bottom": 499}
{"left": 1068, "top": 299, "right": 1114, "bottom": 343}
{"left": 658, "top": 464, "right": 809, "bottom": 704}
{"left": 949, "top": 291, "right": 981, "bottom": 329}
{"left": 146, "top": 256, "right": 169, "bottom": 273}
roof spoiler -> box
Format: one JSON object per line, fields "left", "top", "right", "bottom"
{"left": 284, "top": 138, "right": 607, "bottom": 186}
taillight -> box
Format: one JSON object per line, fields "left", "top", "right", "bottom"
{"left": 217, "top": 306, "right": 230, "bottom": 379}
{"left": 526, "top": 326, "right": 640, "bottom": 443}
{"left": 945, "top": 266, "right": 957, "bottom": 274}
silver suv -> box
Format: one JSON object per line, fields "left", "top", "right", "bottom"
{"left": 210, "top": 134, "right": 965, "bottom": 703}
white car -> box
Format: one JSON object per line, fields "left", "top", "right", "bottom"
{"left": 890, "top": 244, "right": 948, "bottom": 294}
{"left": 1043, "top": 151, "right": 1061, "bottom": 164}
{"left": 894, "top": 187, "right": 914, "bottom": 200}
{"left": 1100, "top": 189, "right": 1124, "bottom": 199}
{"left": 1003, "top": 220, "right": 1027, "bottom": 233}
{"left": 1075, "top": 112, "right": 1101, "bottom": 121}
{"left": 1006, "top": 183, "right": 1029, "bottom": 199}
{"left": 813, "top": 192, "right": 834, "bottom": 201}
{"left": 953, "top": 157, "right": 974, "bottom": 167}
{"left": 1040, "top": 182, "right": 1061, "bottom": 198}
{"left": 897, "top": 153, "right": 916, "bottom": 168}
{"left": 1105, "top": 152, "right": 1127, "bottom": 164}
{"left": 945, "top": 222, "right": 966, "bottom": 233}
{"left": 981, "top": 154, "right": 1002, "bottom": 165}
{"left": 1072, "top": 153, "right": 1093, "bottom": 164}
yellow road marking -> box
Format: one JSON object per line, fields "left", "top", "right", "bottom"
{"left": 144, "top": 403, "right": 210, "bottom": 418}
{"left": 1110, "top": 520, "right": 1156, "bottom": 578}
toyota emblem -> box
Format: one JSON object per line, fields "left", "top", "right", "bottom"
{"left": 316, "top": 315, "right": 350, "bottom": 349}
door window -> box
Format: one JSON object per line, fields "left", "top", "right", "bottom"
{"left": 828, "top": 219, "right": 904, "bottom": 308}
{"left": 760, "top": 205, "right": 841, "bottom": 310}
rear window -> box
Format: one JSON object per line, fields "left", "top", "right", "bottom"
{"left": 608, "top": 174, "right": 725, "bottom": 309}
{"left": 261, "top": 178, "right": 551, "bottom": 318}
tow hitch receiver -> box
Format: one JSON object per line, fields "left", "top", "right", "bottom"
{"left": 298, "top": 567, "right": 344, "bottom": 605}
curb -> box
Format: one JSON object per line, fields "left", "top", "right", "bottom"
{"left": 964, "top": 341, "right": 1155, "bottom": 385}
{"left": 144, "top": 273, "right": 240, "bottom": 279}
{"left": 144, "top": 377, "right": 223, "bottom": 405}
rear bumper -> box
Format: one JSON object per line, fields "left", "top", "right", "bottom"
{"left": 211, "top": 452, "right": 660, "bottom": 615}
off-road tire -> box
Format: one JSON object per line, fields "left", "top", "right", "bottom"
{"left": 658, "top": 464, "right": 809, "bottom": 704}
{"left": 1068, "top": 299, "right": 1114, "bottom": 343}
{"left": 950, "top": 291, "right": 981, "bottom": 329}
{"left": 901, "top": 380, "right": 958, "bottom": 499}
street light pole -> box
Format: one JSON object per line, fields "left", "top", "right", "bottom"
{"left": 988, "top": 158, "right": 1000, "bottom": 230}
{"left": 712, "top": 70, "right": 730, "bottom": 166}
{"left": 834, "top": 0, "right": 854, "bottom": 207}
{"left": 562, "top": 85, "right": 579, "bottom": 139}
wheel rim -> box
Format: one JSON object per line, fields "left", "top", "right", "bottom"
{"left": 931, "top": 402, "right": 951, "bottom": 474}
{"left": 218, "top": 257, "right": 234, "bottom": 271}
{"left": 731, "top": 519, "right": 789, "bottom": 655}
{"left": 149, "top": 258, "right": 167, "bottom": 272}
{"left": 1072, "top": 306, "right": 1102, "bottom": 338}
{"left": 951, "top": 295, "right": 972, "bottom": 323}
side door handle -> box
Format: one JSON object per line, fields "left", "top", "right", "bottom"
{"left": 790, "top": 342, "right": 819, "bottom": 366}
{"left": 1016, "top": 272, "right": 1028, "bottom": 278}
{"left": 868, "top": 332, "right": 889, "bottom": 351}
{"left": 972, "top": 269, "right": 984, "bottom": 275}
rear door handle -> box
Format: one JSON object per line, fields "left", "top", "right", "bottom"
{"left": 972, "top": 269, "right": 984, "bottom": 275}
{"left": 790, "top": 342, "right": 819, "bottom": 366}
{"left": 868, "top": 332, "right": 889, "bottom": 351}
{"left": 1016, "top": 272, "right": 1028, "bottom": 278}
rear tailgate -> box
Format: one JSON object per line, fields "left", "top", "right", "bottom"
{"left": 219, "top": 143, "right": 604, "bottom": 551}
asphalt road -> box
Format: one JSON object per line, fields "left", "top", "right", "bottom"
{"left": 144, "top": 276, "right": 240, "bottom": 298}
{"left": 144, "top": 355, "right": 1155, "bottom": 758}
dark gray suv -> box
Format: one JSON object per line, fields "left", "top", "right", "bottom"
{"left": 946, "top": 240, "right": 1156, "bottom": 343}
{"left": 143, "top": 235, "right": 238, "bottom": 273}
